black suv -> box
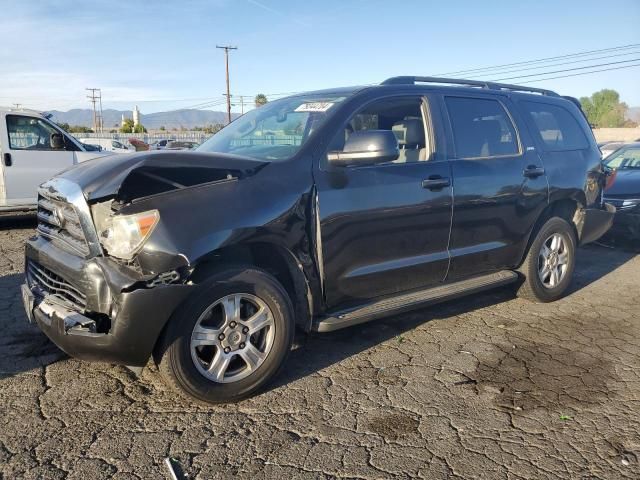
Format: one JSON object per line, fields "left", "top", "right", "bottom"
{"left": 23, "top": 76, "right": 615, "bottom": 403}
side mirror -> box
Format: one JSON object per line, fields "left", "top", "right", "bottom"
{"left": 327, "top": 130, "right": 399, "bottom": 167}
{"left": 50, "top": 133, "right": 65, "bottom": 150}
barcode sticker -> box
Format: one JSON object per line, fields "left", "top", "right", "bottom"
{"left": 295, "top": 102, "right": 334, "bottom": 112}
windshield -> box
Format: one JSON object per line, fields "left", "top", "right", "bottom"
{"left": 196, "top": 94, "right": 346, "bottom": 161}
{"left": 605, "top": 146, "right": 640, "bottom": 169}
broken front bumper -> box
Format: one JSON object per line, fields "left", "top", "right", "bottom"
{"left": 24, "top": 236, "right": 195, "bottom": 366}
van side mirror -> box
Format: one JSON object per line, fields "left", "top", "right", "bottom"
{"left": 50, "top": 133, "right": 65, "bottom": 150}
{"left": 327, "top": 130, "right": 399, "bottom": 167}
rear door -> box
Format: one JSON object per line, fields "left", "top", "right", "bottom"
{"left": 2, "top": 114, "right": 76, "bottom": 205}
{"left": 314, "top": 94, "right": 453, "bottom": 308}
{"left": 441, "top": 94, "right": 548, "bottom": 280}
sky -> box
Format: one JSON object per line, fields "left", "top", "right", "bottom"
{"left": 0, "top": 0, "right": 639, "bottom": 115}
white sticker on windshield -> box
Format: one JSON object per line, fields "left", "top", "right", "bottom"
{"left": 295, "top": 102, "right": 334, "bottom": 112}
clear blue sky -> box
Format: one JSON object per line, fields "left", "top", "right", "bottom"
{"left": 1, "top": 0, "right": 638, "bottom": 114}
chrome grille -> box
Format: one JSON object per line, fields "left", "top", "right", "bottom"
{"left": 37, "top": 190, "right": 90, "bottom": 256}
{"left": 27, "top": 261, "right": 86, "bottom": 310}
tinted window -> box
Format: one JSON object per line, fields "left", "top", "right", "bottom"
{"left": 521, "top": 101, "right": 589, "bottom": 151}
{"left": 445, "top": 97, "right": 519, "bottom": 158}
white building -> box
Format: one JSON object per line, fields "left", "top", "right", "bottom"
{"left": 133, "top": 105, "right": 141, "bottom": 126}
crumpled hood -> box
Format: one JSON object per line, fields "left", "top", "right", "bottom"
{"left": 605, "top": 169, "right": 640, "bottom": 197}
{"left": 55, "top": 150, "right": 267, "bottom": 203}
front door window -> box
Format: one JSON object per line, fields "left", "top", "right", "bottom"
{"left": 7, "top": 115, "right": 62, "bottom": 151}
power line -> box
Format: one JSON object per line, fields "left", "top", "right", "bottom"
{"left": 518, "top": 62, "right": 640, "bottom": 84}
{"left": 489, "top": 58, "right": 640, "bottom": 82}
{"left": 474, "top": 50, "right": 640, "bottom": 78}
{"left": 436, "top": 43, "right": 640, "bottom": 76}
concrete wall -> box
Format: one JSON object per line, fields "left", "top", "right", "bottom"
{"left": 592, "top": 128, "right": 640, "bottom": 143}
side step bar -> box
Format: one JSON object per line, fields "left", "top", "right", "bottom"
{"left": 314, "top": 270, "right": 518, "bottom": 333}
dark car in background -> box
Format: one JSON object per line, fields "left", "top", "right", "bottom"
{"left": 22, "top": 76, "right": 614, "bottom": 404}
{"left": 604, "top": 142, "right": 640, "bottom": 239}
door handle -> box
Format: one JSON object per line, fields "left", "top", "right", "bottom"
{"left": 3, "top": 153, "right": 11, "bottom": 167}
{"left": 421, "top": 176, "right": 450, "bottom": 190}
{"left": 523, "top": 165, "right": 545, "bottom": 178}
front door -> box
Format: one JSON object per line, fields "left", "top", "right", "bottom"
{"left": 314, "top": 95, "right": 453, "bottom": 308}
{"left": 441, "top": 94, "right": 548, "bottom": 280}
{"left": 3, "top": 114, "right": 76, "bottom": 205}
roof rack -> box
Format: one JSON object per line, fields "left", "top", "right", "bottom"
{"left": 380, "top": 76, "right": 559, "bottom": 96}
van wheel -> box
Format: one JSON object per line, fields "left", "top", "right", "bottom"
{"left": 517, "top": 217, "right": 576, "bottom": 303}
{"left": 157, "top": 267, "right": 294, "bottom": 404}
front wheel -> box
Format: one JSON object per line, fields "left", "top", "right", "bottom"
{"left": 157, "top": 267, "right": 294, "bottom": 404}
{"left": 517, "top": 217, "right": 577, "bottom": 303}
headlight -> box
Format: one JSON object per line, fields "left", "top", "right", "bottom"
{"left": 99, "top": 210, "right": 159, "bottom": 259}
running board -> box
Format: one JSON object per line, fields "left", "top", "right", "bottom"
{"left": 314, "top": 270, "right": 518, "bottom": 333}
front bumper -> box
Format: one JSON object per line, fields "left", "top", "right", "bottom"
{"left": 578, "top": 203, "right": 616, "bottom": 245}
{"left": 24, "top": 236, "right": 195, "bottom": 366}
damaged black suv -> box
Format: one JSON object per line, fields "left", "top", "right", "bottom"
{"left": 23, "top": 77, "right": 614, "bottom": 403}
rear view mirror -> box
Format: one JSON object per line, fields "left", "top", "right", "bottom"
{"left": 327, "top": 130, "right": 399, "bottom": 167}
{"left": 50, "top": 133, "right": 65, "bottom": 150}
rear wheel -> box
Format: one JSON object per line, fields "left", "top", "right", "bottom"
{"left": 517, "top": 217, "right": 576, "bottom": 302}
{"left": 157, "top": 267, "right": 294, "bottom": 404}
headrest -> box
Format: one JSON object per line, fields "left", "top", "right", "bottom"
{"left": 392, "top": 119, "right": 424, "bottom": 147}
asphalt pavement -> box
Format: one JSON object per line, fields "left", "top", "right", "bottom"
{"left": 1, "top": 218, "right": 638, "bottom": 479}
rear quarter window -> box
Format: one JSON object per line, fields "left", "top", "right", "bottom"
{"left": 521, "top": 101, "right": 589, "bottom": 151}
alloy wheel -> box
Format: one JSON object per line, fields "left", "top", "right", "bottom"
{"left": 537, "top": 233, "right": 570, "bottom": 289}
{"left": 190, "top": 293, "right": 275, "bottom": 383}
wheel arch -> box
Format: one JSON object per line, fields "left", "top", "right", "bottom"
{"left": 187, "top": 242, "right": 314, "bottom": 333}
{"left": 517, "top": 197, "right": 583, "bottom": 268}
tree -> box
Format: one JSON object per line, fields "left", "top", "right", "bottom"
{"left": 120, "top": 118, "right": 147, "bottom": 133}
{"left": 580, "top": 89, "right": 634, "bottom": 128}
{"left": 119, "top": 118, "right": 135, "bottom": 133}
{"left": 159, "top": 125, "right": 166, "bottom": 131}
{"left": 254, "top": 93, "right": 268, "bottom": 107}
{"left": 56, "top": 123, "right": 93, "bottom": 133}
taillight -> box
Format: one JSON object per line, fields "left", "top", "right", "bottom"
{"left": 605, "top": 169, "right": 617, "bottom": 191}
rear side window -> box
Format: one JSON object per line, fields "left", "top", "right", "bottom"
{"left": 521, "top": 101, "right": 589, "bottom": 151}
{"left": 445, "top": 97, "right": 519, "bottom": 159}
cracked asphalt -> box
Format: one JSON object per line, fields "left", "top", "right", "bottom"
{"left": 1, "top": 218, "right": 639, "bottom": 479}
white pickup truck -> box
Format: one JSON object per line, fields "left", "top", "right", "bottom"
{"left": 0, "top": 108, "right": 111, "bottom": 214}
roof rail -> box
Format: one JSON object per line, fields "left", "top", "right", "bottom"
{"left": 381, "top": 76, "right": 559, "bottom": 96}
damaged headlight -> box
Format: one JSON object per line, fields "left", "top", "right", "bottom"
{"left": 99, "top": 210, "right": 159, "bottom": 259}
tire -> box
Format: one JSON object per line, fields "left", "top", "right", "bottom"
{"left": 157, "top": 267, "right": 294, "bottom": 404}
{"left": 517, "top": 217, "right": 577, "bottom": 303}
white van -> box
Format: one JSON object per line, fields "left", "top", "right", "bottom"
{"left": 0, "top": 108, "right": 112, "bottom": 214}
{"left": 76, "top": 137, "right": 132, "bottom": 153}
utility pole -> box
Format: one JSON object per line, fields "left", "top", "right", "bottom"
{"left": 12, "top": 103, "right": 21, "bottom": 110}
{"left": 86, "top": 88, "right": 102, "bottom": 133}
{"left": 216, "top": 45, "right": 237, "bottom": 124}
{"left": 98, "top": 91, "right": 104, "bottom": 133}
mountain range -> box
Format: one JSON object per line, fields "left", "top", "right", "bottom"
{"left": 626, "top": 107, "right": 640, "bottom": 123}
{"left": 49, "top": 108, "right": 234, "bottom": 130}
